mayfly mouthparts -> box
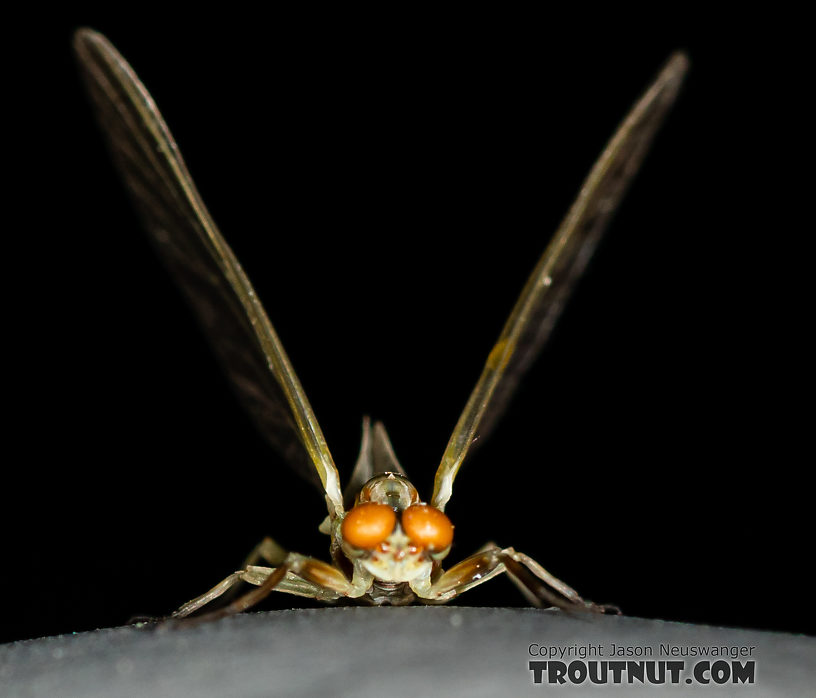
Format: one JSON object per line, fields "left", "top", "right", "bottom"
{"left": 74, "top": 28, "right": 687, "bottom": 621}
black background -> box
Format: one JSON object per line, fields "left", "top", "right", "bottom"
{"left": 3, "top": 10, "right": 811, "bottom": 644}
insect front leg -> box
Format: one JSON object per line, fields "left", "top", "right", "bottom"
{"left": 210, "top": 535, "right": 292, "bottom": 608}
{"left": 241, "top": 536, "right": 289, "bottom": 567}
{"left": 498, "top": 547, "right": 617, "bottom": 613}
{"left": 170, "top": 566, "right": 314, "bottom": 619}
{"left": 171, "top": 536, "right": 289, "bottom": 618}
{"left": 172, "top": 570, "right": 249, "bottom": 618}
{"left": 172, "top": 552, "right": 372, "bottom": 623}
{"left": 411, "top": 544, "right": 613, "bottom": 612}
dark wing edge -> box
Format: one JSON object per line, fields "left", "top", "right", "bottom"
{"left": 431, "top": 52, "right": 689, "bottom": 510}
{"left": 73, "top": 29, "right": 344, "bottom": 515}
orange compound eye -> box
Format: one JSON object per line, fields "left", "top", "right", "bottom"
{"left": 401, "top": 504, "right": 453, "bottom": 551}
{"left": 341, "top": 502, "right": 397, "bottom": 550}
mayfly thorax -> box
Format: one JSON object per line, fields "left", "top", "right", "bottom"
{"left": 74, "top": 29, "right": 687, "bottom": 622}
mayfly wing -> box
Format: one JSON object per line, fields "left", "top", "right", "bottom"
{"left": 73, "top": 29, "right": 344, "bottom": 516}
{"left": 431, "top": 52, "right": 689, "bottom": 511}
{"left": 342, "top": 419, "right": 408, "bottom": 508}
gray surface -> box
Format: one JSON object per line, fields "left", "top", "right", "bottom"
{"left": 1, "top": 608, "right": 813, "bottom": 697}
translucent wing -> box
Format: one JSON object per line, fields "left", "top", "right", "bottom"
{"left": 73, "top": 29, "right": 344, "bottom": 516}
{"left": 431, "top": 52, "right": 689, "bottom": 511}
{"left": 343, "top": 418, "right": 408, "bottom": 508}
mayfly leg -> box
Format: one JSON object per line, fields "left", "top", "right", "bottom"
{"left": 170, "top": 553, "right": 371, "bottom": 624}
{"left": 415, "top": 544, "right": 615, "bottom": 612}
{"left": 172, "top": 571, "right": 253, "bottom": 619}
{"left": 171, "top": 566, "right": 294, "bottom": 624}
{"left": 499, "top": 550, "right": 617, "bottom": 613}
{"left": 182, "top": 536, "right": 292, "bottom": 610}
{"left": 241, "top": 537, "right": 289, "bottom": 568}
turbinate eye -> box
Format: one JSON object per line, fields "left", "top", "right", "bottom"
{"left": 401, "top": 504, "right": 454, "bottom": 551}
{"left": 341, "top": 502, "right": 397, "bottom": 550}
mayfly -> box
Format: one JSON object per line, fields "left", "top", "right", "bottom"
{"left": 74, "top": 29, "right": 688, "bottom": 621}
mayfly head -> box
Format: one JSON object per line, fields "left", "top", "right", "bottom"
{"left": 338, "top": 473, "right": 454, "bottom": 582}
